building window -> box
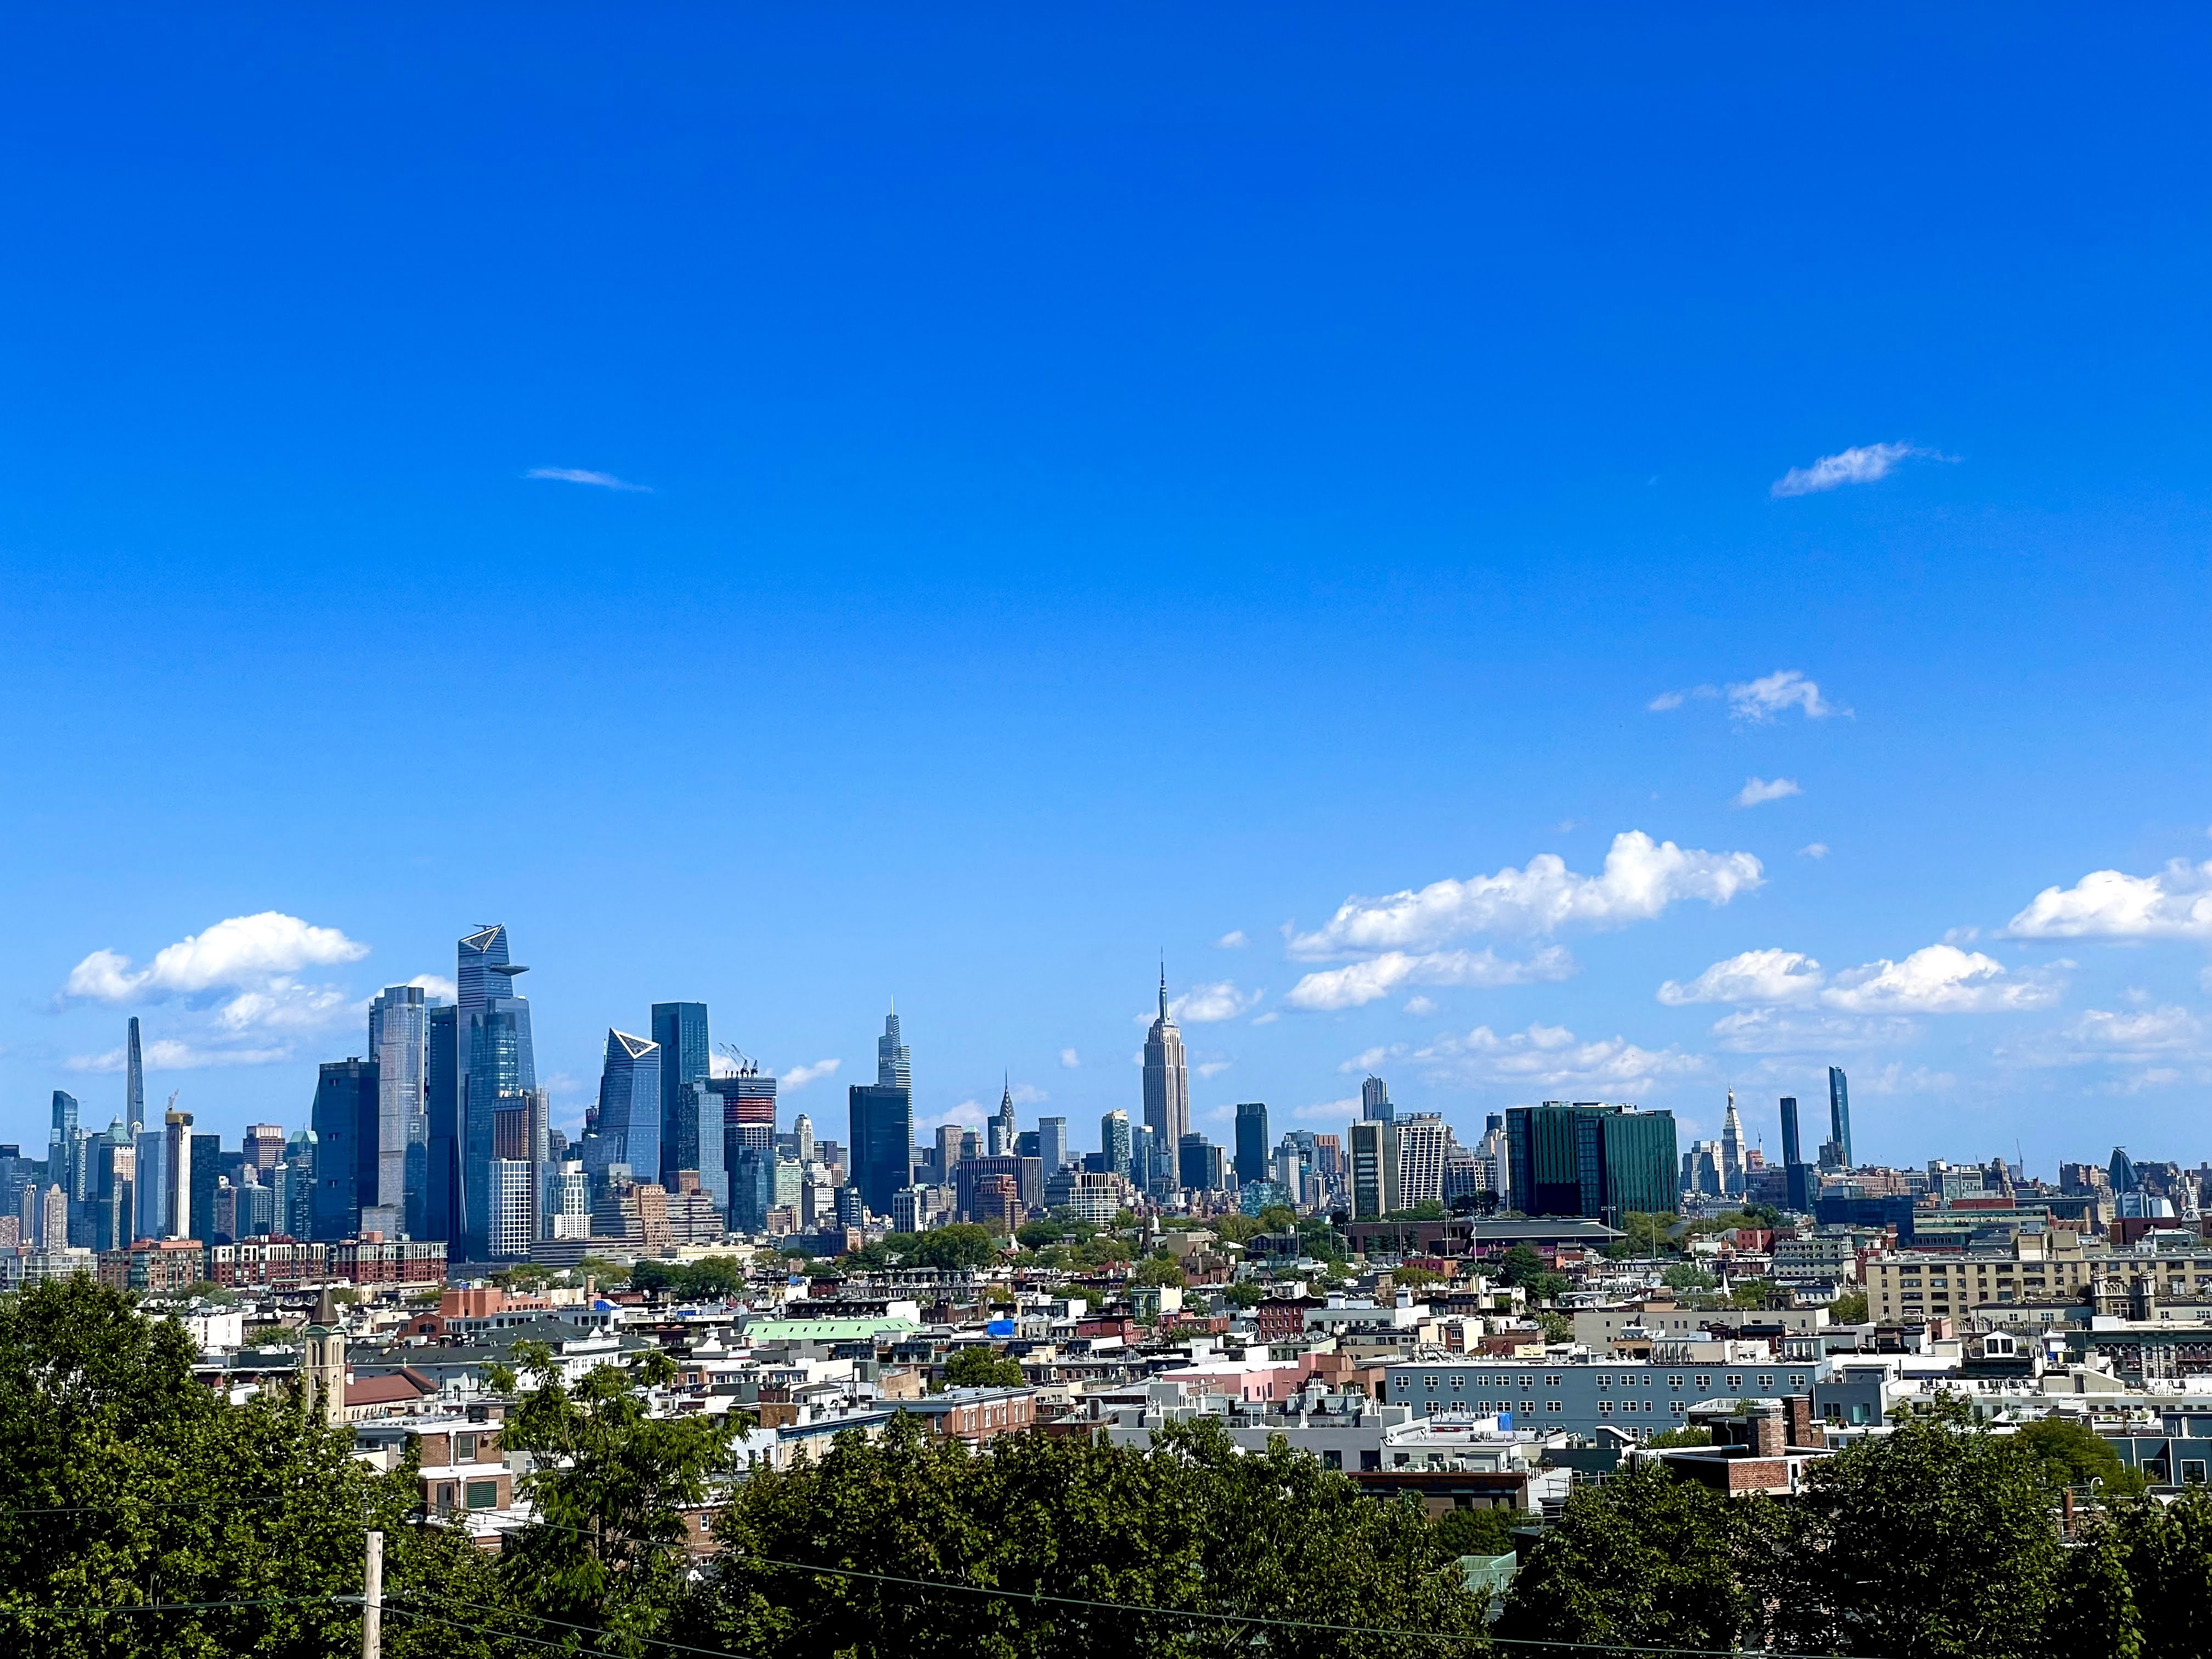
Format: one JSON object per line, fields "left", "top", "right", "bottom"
{"left": 1361, "top": 1449, "right": 1381, "bottom": 1471}
{"left": 1599, "top": 1402, "right": 1613, "bottom": 1415}
{"left": 465, "top": 1481, "right": 498, "bottom": 1510}
{"left": 1545, "top": 1374, "right": 1562, "bottom": 1386}
{"left": 455, "top": 1432, "right": 477, "bottom": 1462}
{"left": 1547, "top": 1401, "right": 1562, "bottom": 1413}
{"left": 1758, "top": 1375, "right": 1774, "bottom": 1389}
{"left": 1670, "top": 1401, "right": 1685, "bottom": 1413}
{"left": 1596, "top": 1375, "right": 1610, "bottom": 1389}
{"left": 1725, "top": 1375, "right": 1742, "bottom": 1390}
{"left": 1669, "top": 1375, "right": 1685, "bottom": 1388}
{"left": 1323, "top": 1450, "right": 1342, "bottom": 1470}
{"left": 1694, "top": 1375, "right": 1710, "bottom": 1389}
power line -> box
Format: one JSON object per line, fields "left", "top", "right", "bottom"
{"left": 392, "top": 1595, "right": 764, "bottom": 1659}
{"left": 0, "top": 1596, "right": 336, "bottom": 1619}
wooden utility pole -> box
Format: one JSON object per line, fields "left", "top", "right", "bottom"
{"left": 362, "top": 1530, "right": 383, "bottom": 1659}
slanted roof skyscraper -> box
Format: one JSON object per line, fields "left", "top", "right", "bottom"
{"left": 877, "top": 1007, "right": 911, "bottom": 1091}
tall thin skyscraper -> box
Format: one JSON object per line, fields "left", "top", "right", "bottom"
{"left": 1101, "top": 1109, "right": 1132, "bottom": 1180}
{"left": 458, "top": 924, "right": 537, "bottom": 1260}
{"left": 426, "top": 1002, "right": 459, "bottom": 1244}
{"left": 990, "top": 1078, "right": 1016, "bottom": 1158}
{"left": 1827, "top": 1066, "right": 1853, "bottom": 1170}
{"left": 1778, "top": 1096, "right": 1802, "bottom": 1168}
{"left": 125, "top": 1017, "right": 144, "bottom": 1135}
{"left": 1037, "top": 1115, "right": 1068, "bottom": 1174}
{"left": 48, "top": 1091, "right": 79, "bottom": 1194}
{"left": 849, "top": 1082, "right": 913, "bottom": 1217}
{"left": 1719, "top": 1090, "right": 1746, "bottom": 1196}
{"left": 1142, "top": 970, "right": 1190, "bottom": 1165}
{"left": 1778, "top": 1096, "right": 1811, "bottom": 1213}
{"left": 368, "top": 985, "right": 428, "bottom": 1234}
{"left": 877, "top": 1008, "right": 911, "bottom": 1091}
{"left": 1361, "top": 1075, "right": 1393, "bottom": 1124}
{"left": 651, "top": 1002, "right": 711, "bottom": 1186}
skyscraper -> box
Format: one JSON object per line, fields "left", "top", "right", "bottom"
{"left": 1233, "top": 1102, "right": 1270, "bottom": 1189}
{"left": 1101, "top": 1110, "right": 1132, "bottom": 1181}
{"left": 311, "top": 1057, "right": 379, "bottom": 1241}
{"left": 651, "top": 1002, "right": 711, "bottom": 1186}
{"left": 1349, "top": 1119, "right": 1398, "bottom": 1220}
{"left": 591, "top": 1030, "right": 663, "bottom": 1189}
{"left": 1506, "top": 1102, "right": 1678, "bottom": 1224}
{"left": 877, "top": 1008, "right": 910, "bottom": 1091}
{"left": 458, "top": 925, "right": 537, "bottom": 1259}
{"left": 1037, "top": 1116, "right": 1068, "bottom": 1174}
{"left": 425, "top": 1002, "right": 459, "bottom": 1243}
{"left": 369, "top": 984, "right": 429, "bottom": 1237}
{"left": 1779, "top": 1096, "right": 1812, "bottom": 1212}
{"left": 990, "top": 1079, "right": 1017, "bottom": 1158}
{"left": 1361, "top": 1075, "right": 1393, "bottom": 1124}
{"left": 1718, "top": 1090, "right": 1746, "bottom": 1197}
{"left": 1827, "top": 1066, "right": 1853, "bottom": 1170}
{"left": 1394, "top": 1114, "right": 1448, "bottom": 1208}
{"left": 124, "top": 1017, "right": 144, "bottom": 1136}
{"left": 849, "top": 1083, "right": 914, "bottom": 1216}
{"left": 1142, "top": 971, "right": 1190, "bottom": 1162}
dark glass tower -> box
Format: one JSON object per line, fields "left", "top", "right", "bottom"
{"left": 425, "top": 1003, "right": 459, "bottom": 1243}
{"left": 125, "top": 1017, "right": 144, "bottom": 1135}
{"left": 1505, "top": 1102, "right": 1678, "bottom": 1224}
{"left": 1827, "top": 1066, "right": 1853, "bottom": 1170}
{"left": 848, "top": 1083, "right": 913, "bottom": 1216}
{"left": 651, "top": 1002, "right": 711, "bottom": 1186}
{"left": 590, "top": 1029, "right": 662, "bottom": 1190}
{"left": 1233, "top": 1101, "right": 1270, "bottom": 1188}
{"left": 310, "top": 1057, "right": 379, "bottom": 1241}
{"left": 1779, "top": 1095, "right": 1812, "bottom": 1211}
{"left": 458, "top": 925, "right": 536, "bottom": 1259}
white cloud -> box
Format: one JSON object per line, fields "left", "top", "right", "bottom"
{"left": 1285, "top": 946, "right": 1576, "bottom": 1011}
{"left": 1821, "top": 945, "right": 2059, "bottom": 1013}
{"left": 1216, "top": 930, "right": 1249, "bottom": 949}
{"left": 1658, "top": 949, "right": 1825, "bottom": 1007}
{"left": 62, "top": 912, "right": 369, "bottom": 1003}
{"left": 68, "top": 1038, "right": 291, "bottom": 1073}
{"left": 1163, "top": 981, "right": 1263, "bottom": 1023}
{"left": 405, "top": 973, "right": 458, "bottom": 1001}
{"left": 1338, "top": 1045, "right": 1407, "bottom": 1074}
{"left": 1733, "top": 776, "right": 1802, "bottom": 809}
{"left": 2006, "top": 859, "right": 2212, "bottom": 940}
{"left": 1726, "top": 670, "right": 1846, "bottom": 723}
{"left": 1290, "top": 831, "right": 1762, "bottom": 958}
{"left": 917, "top": 1101, "right": 987, "bottom": 1133}
{"left": 2066, "top": 1005, "right": 2205, "bottom": 1056}
{"left": 1293, "top": 1096, "right": 1362, "bottom": 1123}
{"left": 709, "top": 1053, "right": 741, "bottom": 1078}
{"left": 1195, "top": 1060, "right": 1233, "bottom": 1080}
{"left": 1648, "top": 685, "right": 1719, "bottom": 713}
{"left": 782, "top": 1058, "right": 842, "bottom": 1090}
{"left": 1799, "top": 843, "right": 1830, "bottom": 860}
{"left": 1404, "top": 996, "right": 1438, "bottom": 1016}
{"left": 1413, "top": 1022, "right": 1702, "bottom": 1094}
{"left": 1058, "top": 1047, "right": 1081, "bottom": 1069}
{"left": 1009, "top": 1082, "right": 1049, "bottom": 1105}
{"left": 526, "top": 466, "right": 651, "bottom": 492}
{"left": 1249, "top": 1011, "right": 1280, "bottom": 1026}
{"left": 1770, "top": 441, "right": 1928, "bottom": 498}
{"left": 1658, "top": 942, "right": 2056, "bottom": 1015}
{"left": 214, "top": 981, "right": 351, "bottom": 1034}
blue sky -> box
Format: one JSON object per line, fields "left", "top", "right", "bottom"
{"left": 4, "top": 9, "right": 2209, "bottom": 1173}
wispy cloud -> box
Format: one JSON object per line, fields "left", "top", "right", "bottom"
{"left": 1216, "top": 930, "right": 1249, "bottom": 949}
{"left": 1058, "top": 1048, "right": 1081, "bottom": 1069}
{"left": 1799, "top": 843, "right": 1830, "bottom": 860}
{"left": 1770, "top": 442, "right": 1943, "bottom": 498}
{"left": 1727, "top": 670, "right": 1846, "bottom": 723}
{"left": 1285, "top": 946, "right": 1575, "bottom": 1012}
{"left": 1659, "top": 943, "right": 2062, "bottom": 1014}
{"left": 1195, "top": 1060, "right": 1233, "bottom": 1079}
{"left": 526, "top": 466, "right": 652, "bottom": 493}
{"left": 69, "top": 1039, "right": 291, "bottom": 1073}
{"left": 1733, "top": 776, "right": 1802, "bottom": 809}
{"left": 782, "top": 1058, "right": 842, "bottom": 1090}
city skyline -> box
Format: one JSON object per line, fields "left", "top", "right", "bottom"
{"left": 5, "top": 15, "right": 2212, "bottom": 1170}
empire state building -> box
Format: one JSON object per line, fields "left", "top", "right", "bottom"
{"left": 1142, "top": 969, "right": 1190, "bottom": 1155}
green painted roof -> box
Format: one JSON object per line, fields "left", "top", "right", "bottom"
{"left": 742, "top": 1317, "right": 919, "bottom": 1343}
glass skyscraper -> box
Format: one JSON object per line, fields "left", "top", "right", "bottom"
{"left": 1827, "top": 1066, "right": 1853, "bottom": 1169}
{"left": 310, "top": 1057, "right": 380, "bottom": 1242}
{"left": 458, "top": 924, "right": 537, "bottom": 1260}
{"left": 651, "top": 1002, "right": 710, "bottom": 1186}
{"left": 1233, "top": 1102, "right": 1270, "bottom": 1188}
{"left": 1506, "top": 1101, "right": 1678, "bottom": 1225}
{"left": 590, "top": 1029, "right": 662, "bottom": 1192}
{"left": 849, "top": 1082, "right": 913, "bottom": 1217}
{"left": 369, "top": 984, "right": 430, "bottom": 1238}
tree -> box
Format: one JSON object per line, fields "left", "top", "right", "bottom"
{"left": 1385, "top": 1266, "right": 1443, "bottom": 1290}
{"left": 1830, "top": 1288, "right": 1869, "bottom": 1323}
{"left": 1430, "top": 1505, "right": 1519, "bottom": 1559}
{"left": 1498, "top": 1460, "right": 1752, "bottom": 1656}
{"left": 0, "top": 1276, "right": 490, "bottom": 1659}
{"left": 1133, "top": 1255, "right": 1187, "bottom": 1288}
{"left": 1755, "top": 1413, "right": 2066, "bottom": 1659}
{"left": 684, "top": 1413, "right": 1488, "bottom": 1659}
{"left": 2016, "top": 1416, "right": 2146, "bottom": 1496}
{"left": 902, "top": 1224, "right": 1003, "bottom": 1272}
{"left": 498, "top": 1342, "right": 747, "bottom": 1655}
{"left": 1663, "top": 1261, "right": 1716, "bottom": 1294}
{"left": 1643, "top": 1425, "right": 1713, "bottom": 1448}
{"left": 943, "top": 1347, "right": 1026, "bottom": 1390}
{"left": 2113, "top": 1488, "right": 2212, "bottom": 1659}
{"left": 1618, "top": 1212, "right": 1679, "bottom": 1257}
{"left": 1219, "top": 1281, "right": 1265, "bottom": 1310}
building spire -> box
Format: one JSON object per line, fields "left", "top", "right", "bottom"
{"left": 1159, "top": 961, "right": 1169, "bottom": 1022}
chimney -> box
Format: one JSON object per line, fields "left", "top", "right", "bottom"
{"left": 1751, "top": 1401, "right": 1786, "bottom": 1458}
{"left": 1784, "top": 1395, "right": 1824, "bottom": 1448}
